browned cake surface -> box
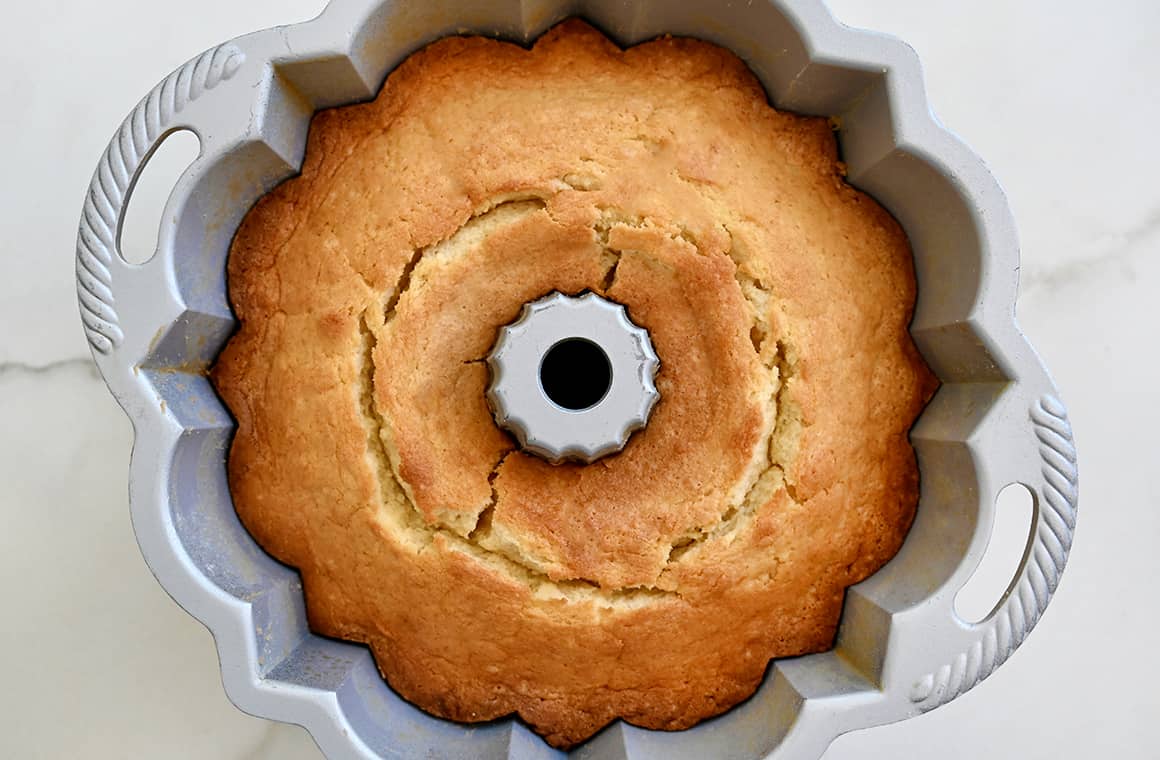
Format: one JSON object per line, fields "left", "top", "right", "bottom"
{"left": 211, "top": 21, "right": 937, "bottom": 748}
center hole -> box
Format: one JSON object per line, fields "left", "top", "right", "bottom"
{"left": 539, "top": 338, "right": 612, "bottom": 411}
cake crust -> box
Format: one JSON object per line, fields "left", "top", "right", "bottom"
{"left": 212, "top": 21, "right": 937, "bottom": 748}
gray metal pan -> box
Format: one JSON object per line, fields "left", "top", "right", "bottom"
{"left": 74, "top": 1, "right": 1079, "bottom": 757}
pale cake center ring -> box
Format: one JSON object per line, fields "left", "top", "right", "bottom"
{"left": 486, "top": 291, "right": 660, "bottom": 464}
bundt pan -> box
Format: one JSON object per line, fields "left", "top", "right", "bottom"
{"left": 75, "top": 0, "right": 1079, "bottom": 757}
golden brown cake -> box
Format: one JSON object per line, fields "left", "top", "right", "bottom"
{"left": 211, "top": 20, "right": 937, "bottom": 748}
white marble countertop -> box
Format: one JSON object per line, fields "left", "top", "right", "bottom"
{"left": 2, "top": 1, "right": 1155, "bottom": 757}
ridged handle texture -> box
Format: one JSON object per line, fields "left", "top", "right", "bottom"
{"left": 76, "top": 43, "right": 245, "bottom": 354}
{"left": 910, "top": 394, "right": 1078, "bottom": 708}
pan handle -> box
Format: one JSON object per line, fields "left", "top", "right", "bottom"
{"left": 909, "top": 393, "right": 1078, "bottom": 709}
{"left": 75, "top": 42, "right": 246, "bottom": 356}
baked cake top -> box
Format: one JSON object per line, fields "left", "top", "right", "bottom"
{"left": 212, "top": 20, "right": 936, "bottom": 748}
